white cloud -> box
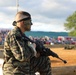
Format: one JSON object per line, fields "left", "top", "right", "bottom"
{"left": 31, "top": 22, "right": 66, "bottom": 32}
{"left": 42, "top": 0, "right": 59, "bottom": 10}
{"left": 0, "top": 0, "right": 76, "bottom": 32}
{"left": 0, "top": 11, "right": 14, "bottom": 28}
{"left": 0, "top": 0, "right": 16, "bottom": 7}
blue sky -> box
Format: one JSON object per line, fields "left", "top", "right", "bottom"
{"left": 0, "top": 0, "right": 76, "bottom": 32}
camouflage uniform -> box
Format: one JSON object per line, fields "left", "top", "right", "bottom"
{"left": 2, "top": 26, "right": 51, "bottom": 75}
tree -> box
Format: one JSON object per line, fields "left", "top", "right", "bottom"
{"left": 64, "top": 11, "right": 76, "bottom": 36}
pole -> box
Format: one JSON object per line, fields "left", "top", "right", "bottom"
{"left": 16, "top": 0, "right": 19, "bottom": 12}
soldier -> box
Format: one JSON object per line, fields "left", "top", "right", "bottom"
{"left": 2, "top": 11, "right": 52, "bottom": 75}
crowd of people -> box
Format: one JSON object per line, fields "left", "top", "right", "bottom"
{"left": 0, "top": 29, "right": 57, "bottom": 46}
{"left": 0, "top": 29, "right": 76, "bottom": 45}
{"left": 0, "top": 27, "right": 57, "bottom": 45}
{"left": 0, "top": 28, "right": 76, "bottom": 46}
{"left": 0, "top": 29, "right": 10, "bottom": 45}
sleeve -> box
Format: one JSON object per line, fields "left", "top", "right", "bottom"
{"left": 10, "top": 34, "right": 34, "bottom": 62}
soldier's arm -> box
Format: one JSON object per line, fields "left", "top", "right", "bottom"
{"left": 10, "top": 34, "right": 35, "bottom": 62}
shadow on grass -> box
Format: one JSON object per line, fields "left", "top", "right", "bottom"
{"left": 52, "top": 66, "right": 76, "bottom": 75}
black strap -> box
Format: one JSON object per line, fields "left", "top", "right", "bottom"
{"left": 12, "top": 17, "right": 31, "bottom": 26}
{"left": 17, "top": 17, "right": 31, "bottom": 22}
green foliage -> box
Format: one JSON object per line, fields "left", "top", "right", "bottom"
{"left": 64, "top": 11, "right": 76, "bottom": 36}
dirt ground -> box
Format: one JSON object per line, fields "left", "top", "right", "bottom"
{"left": 50, "top": 48, "right": 76, "bottom": 67}
{"left": 0, "top": 47, "right": 76, "bottom": 75}
{"left": 49, "top": 48, "right": 76, "bottom": 75}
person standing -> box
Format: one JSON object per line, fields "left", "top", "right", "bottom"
{"left": 2, "top": 11, "right": 52, "bottom": 75}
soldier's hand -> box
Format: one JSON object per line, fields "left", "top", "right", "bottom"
{"left": 35, "top": 52, "right": 40, "bottom": 58}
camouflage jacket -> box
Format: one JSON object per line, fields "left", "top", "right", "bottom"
{"left": 3, "top": 26, "right": 35, "bottom": 73}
